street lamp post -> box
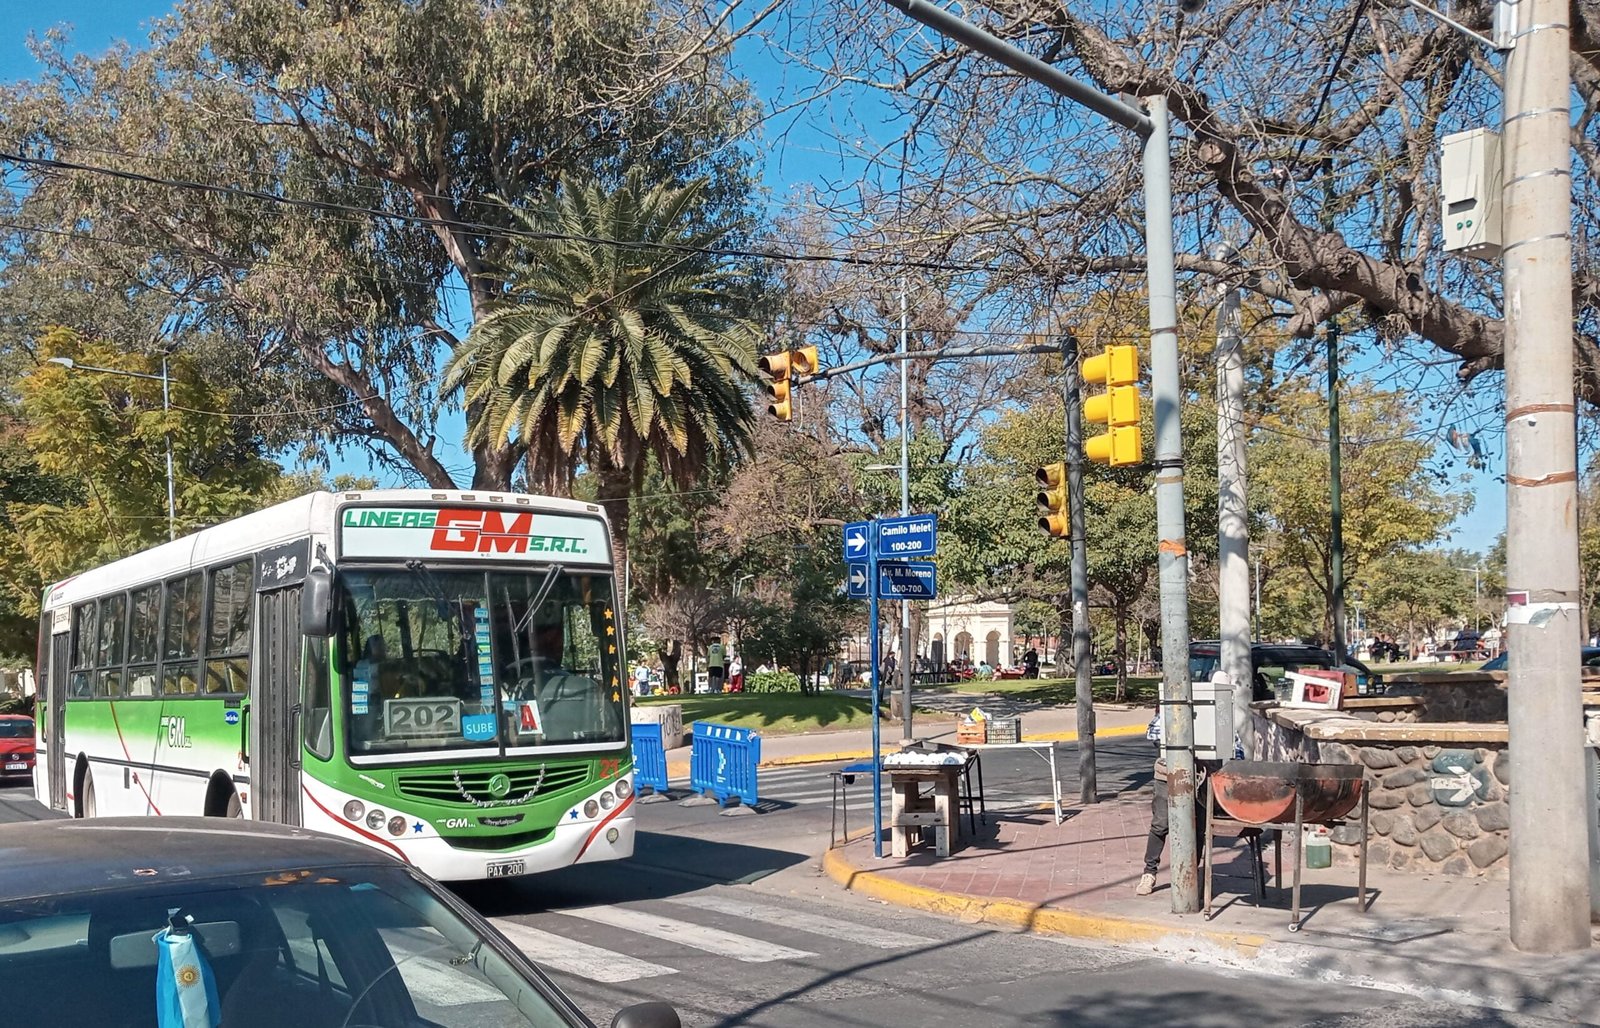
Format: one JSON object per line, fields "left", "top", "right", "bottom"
{"left": 48, "top": 356, "right": 175, "bottom": 541}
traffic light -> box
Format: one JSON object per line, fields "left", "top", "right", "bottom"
{"left": 1081, "top": 344, "right": 1143, "bottom": 466}
{"left": 757, "top": 346, "right": 819, "bottom": 422}
{"left": 1035, "top": 462, "right": 1069, "bottom": 538}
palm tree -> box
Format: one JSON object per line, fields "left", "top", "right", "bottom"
{"left": 443, "top": 170, "right": 762, "bottom": 575}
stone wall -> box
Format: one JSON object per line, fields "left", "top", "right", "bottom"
{"left": 1252, "top": 710, "right": 1509, "bottom": 878}
{"left": 1381, "top": 672, "right": 1508, "bottom": 723}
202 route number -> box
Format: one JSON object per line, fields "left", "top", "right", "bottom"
{"left": 384, "top": 698, "right": 461, "bottom": 737}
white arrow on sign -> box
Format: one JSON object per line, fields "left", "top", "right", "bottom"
{"left": 846, "top": 528, "right": 868, "bottom": 556}
{"left": 849, "top": 566, "right": 868, "bottom": 589}
{"left": 1431, "top": 765, "right": 1477, "bottom": 804}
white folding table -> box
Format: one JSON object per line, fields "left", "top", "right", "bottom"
{"left": 962, "top": 741, "right": 1067, "bottom": 824}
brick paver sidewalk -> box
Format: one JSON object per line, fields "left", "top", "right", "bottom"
{"left": 825, "top": 784, "right": 1600, "bottom": 1020}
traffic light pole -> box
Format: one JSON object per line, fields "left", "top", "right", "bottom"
{"left": 1062, "top": 335, "right": 1097, "bottom": 804}
{"left": 879, "top": 0, "right": 1198, "bottom": 914}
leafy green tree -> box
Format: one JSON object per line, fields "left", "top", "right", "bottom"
{"left": 2, "top": 0, "right": 758, "bottom": 486}
{"left": 1365, "top": 549, "right": 1474, "bottom": 655}
{"left": 444, "top": 172, "right": 762, "bottom": 565}
{"left": 1253, "top": 383, "right": 1469, "bottom": 642}
{"left": 0, "top": 328, "right": 282, "bottom": 635}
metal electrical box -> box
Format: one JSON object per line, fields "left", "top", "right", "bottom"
{"left": 1192, "top": 671, "right": 1235, "bottom": 761}
{"left": 1441, "top": 128, "right": 1502, "bottom": 258}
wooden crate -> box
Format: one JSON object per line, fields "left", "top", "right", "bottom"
{"left": 987, "top": 717, "right": 1021, "bottom": 744}
{"left": 955, "top": 721, "right": 987, "bottom": 745}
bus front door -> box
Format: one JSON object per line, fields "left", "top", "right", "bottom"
{"left": 47, "top": 628, "right": 68, "bottom": 811}
{"left": 253, "top": 585, "right": 304, "bottom": 825}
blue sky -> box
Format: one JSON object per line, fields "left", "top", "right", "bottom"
{"left": 2, "top": 0, "right": 1506, "bottom": 553}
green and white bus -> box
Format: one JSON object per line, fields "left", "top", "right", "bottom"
{"left": 33, "top": 490, "right": 635, "bottom": 880}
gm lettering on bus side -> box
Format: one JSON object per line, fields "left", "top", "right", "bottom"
{"left": 436, "top": 817, "right": 471, "bottom": 829}
{"left": 428, "top": 508, "right": 585, "bottom": 556}
{"left": 159, "top": 715, "right": 191, "bottom": 748}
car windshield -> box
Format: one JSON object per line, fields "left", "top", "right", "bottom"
{"left": 339, "top": 567, "right": 625, "bottom": 758}
{"left": 0, "top": 865, "right": 576, "bottom": 1027}
{"left": 0, "top": 719, "right": 32, "bottom": 738}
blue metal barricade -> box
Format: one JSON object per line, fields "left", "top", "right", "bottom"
{"left": 630, "top": 722, "right": 670, "bottom": 793}
{"left": 688, "top": 722, "right": 761, "bottom": 806}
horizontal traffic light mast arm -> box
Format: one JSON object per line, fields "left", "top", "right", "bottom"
{"left": 793, "top": 341, "right": 1063, "bottom": 386}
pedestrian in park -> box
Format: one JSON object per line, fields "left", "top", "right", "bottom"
{"left": 728, "top": 651, "right": 744, "bottom": 693}
{"left": 707, "top": 637, "right": 726, "bottom": 693}
{"left": 1023, "top": 646, "right": 1039, "bottom": 679}
{"left": 882, "top": 650, "right": 897, "bottom": 685}
{"left": 632, "top": 662, "right": 650, "bottom": 697}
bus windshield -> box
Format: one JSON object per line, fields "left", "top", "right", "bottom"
{"left": 338, "top": 567, "right": 625, "bottom": 758}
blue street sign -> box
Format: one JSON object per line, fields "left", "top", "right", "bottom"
{"left": 876, "top": 513, "right": 937, "bottom": 557}
{"left": 843, "top": 520, "right": 872, "bottom": 561}
{"left": 877, "top": 560, "right": 937, "bottom": 600}
{"left": 846, "top": 563, "right": 870, "bottom": 599}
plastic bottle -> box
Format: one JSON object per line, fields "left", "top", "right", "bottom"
{"left": 1304, "top": 824, "right": 1332, "bottom": 869}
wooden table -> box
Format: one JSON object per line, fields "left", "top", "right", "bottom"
{"left": 886, "top": 764, "right": 967, "bottom": 857}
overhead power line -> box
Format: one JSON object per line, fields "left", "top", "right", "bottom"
{"left": 0, "top": 150, "right": 1005, "bottom": 275}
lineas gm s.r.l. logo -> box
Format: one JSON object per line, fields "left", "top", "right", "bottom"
{"left": 428, "top": 509, "right": 588, "bottom": 556}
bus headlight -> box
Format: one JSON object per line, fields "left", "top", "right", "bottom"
{"left": 583, "top": 799, "right": 600, "bottom": 819}
{"left": 387, "top": 815, "right": 408, "bottom": 837}
{"left": 614, "top": 778, "right": 632, "bottom": 799}
{"left": 366, "top": 808, "right": 387, "bottom": 831}
{"left": 599, "top": 791, "right": 615, "bottom": 810}
{"left": 343, "top": 800, "right": 365, "bottom": 822}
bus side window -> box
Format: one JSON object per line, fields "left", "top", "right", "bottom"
{"left": 68, "top": 603, "right": 96, "bottom": 700}
{"left": 126, "top": 585, "right": 161, "bottom": 697}
{"left": 161, "top": 573, "right": 203, "bottom": 696}
{"left": 96, "top": 594, "right": 127, "bottom": 698}
{"left": 204, "top": 561, "right": 252, "bottom": 695}
{"left": 303, "top": 639, "right": 333, "bottom": 761}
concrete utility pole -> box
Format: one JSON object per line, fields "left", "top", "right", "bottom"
{"left": 1062, "top": 334, "right": 1097, "bottom": 803}
{"left": 1500, "top": 0, "right": 1593, "bottom": 952}
{"left": 1143, "top": 95, "right": 1199, "bottom": 913}
{"left": 1214, "top": 244, "right": 1253, "bottom": 757}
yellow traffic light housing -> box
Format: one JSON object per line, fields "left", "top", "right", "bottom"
{"left": 1082, "top": 345, "right": 1143, "bottom": 466}
{"left": 1084, "top": 426, "right": 1143, "bottom": 466}
{"left": 1082, "top": 345, "right": 1139, "bottom": 388}
{"left": 759, "top": 351, "right": 795, "bottom": 421}
{"left": 758, "top": 347, "right": 819, "bottom": 422}
{"left": 1035, "top": 462, "right": 1069, "bottom": 538}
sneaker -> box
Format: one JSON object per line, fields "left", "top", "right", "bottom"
{"left": 1136, "top": 873, "right": 1156, "bottom": 896}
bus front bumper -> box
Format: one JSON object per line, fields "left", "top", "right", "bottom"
{"left": 300, "top": 778, "right": 636, "bottom": 881}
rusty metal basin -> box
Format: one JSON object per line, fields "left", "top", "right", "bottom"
{"left": 1211, "top": 760, "right": 1364, "bottom": 825}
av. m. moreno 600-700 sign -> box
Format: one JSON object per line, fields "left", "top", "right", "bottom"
{"left": 339, "top": 507, "right": 610, "bottom": 564}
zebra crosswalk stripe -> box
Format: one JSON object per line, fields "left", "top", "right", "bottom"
{"left": 490, "top": 918, "right": 678, "bottom": 983}
{"left": 661, "top": 894, "right": 938, "bottom": 950}
{"left": 560, "top": 905, "right": 815, "bottom": 962}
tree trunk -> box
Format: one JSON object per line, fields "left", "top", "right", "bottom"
{"left": 471, "top": 443, "right": 520, "bottom": 491}
{"left": 1114, "top": 603, "right": 1130, "bottom": 703}
{"left": 661, "top": 639, "right": 681, "bottom": 691}
{"left": 592, "top": 462, "right": 634, "bottom": 598}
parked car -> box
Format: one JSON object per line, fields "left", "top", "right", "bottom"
{"left": 0, "top": 817, "right": 679, "bottom": 1028}
{"left": 1480, "top": 647, "right": 1600, "bottom": 672}
{"left": 1187, "top": 641, "right": 1378, "bottom": 701}
{"left": 0, "top": 713, "right": 34, "bottom": 780}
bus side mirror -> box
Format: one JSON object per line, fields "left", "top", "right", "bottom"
{"left": 302, "top": 566, "right": 338, "bottom": 637}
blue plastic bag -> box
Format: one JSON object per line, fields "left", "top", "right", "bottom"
{"left": 154, "top": 920, "right": 220, "bottom": 1028}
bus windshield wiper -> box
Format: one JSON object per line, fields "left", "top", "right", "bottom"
{"left": 512, "top": 564, "right": 565, "bottom": 637}
{"left": 404, "top": 560, "right": 468, "bottom": 633}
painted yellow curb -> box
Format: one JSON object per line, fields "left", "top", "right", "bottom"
{"left": 663, "top": 722, "right": 1149, "bottom": 778}
{"left": 820, "top": 844, "right": 1266, "bottom": 957}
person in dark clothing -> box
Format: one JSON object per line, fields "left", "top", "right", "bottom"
{"left": 1022, "top": 647, "right": 1039, "bottom": 679}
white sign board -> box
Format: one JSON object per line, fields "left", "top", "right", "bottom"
{"left": 339, "top": 506, "right": 611, "bottom": 566}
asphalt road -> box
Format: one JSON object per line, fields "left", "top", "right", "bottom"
{"left": 0, "top": 747, "right": 1570, "bottom": 1027}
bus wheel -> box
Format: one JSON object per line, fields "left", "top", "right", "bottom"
{"left": 225, "top": 791, "right": 243, "bottom": 818}
{"left": 80, "top": 772, "right": 97, "bottom": 819}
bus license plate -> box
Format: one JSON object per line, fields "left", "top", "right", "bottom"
{"left": 5, "top": 762, "right": 26, "bottom": 771}
{"left": 486, "top": 859, "right": 524, "bottom": 878}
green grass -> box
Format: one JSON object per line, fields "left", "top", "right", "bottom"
{"left": 930, "top": 675, "right": 1162, "bottom": 704}
{"left": 634, "top": 692, "right": 894, "bottom": 735}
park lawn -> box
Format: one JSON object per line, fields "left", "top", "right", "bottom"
{"left": 633, "top": 692, "right": 936, "bottom": 736}
{"left": 934, "top": 675, "right": 1162, "bottom": 704}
